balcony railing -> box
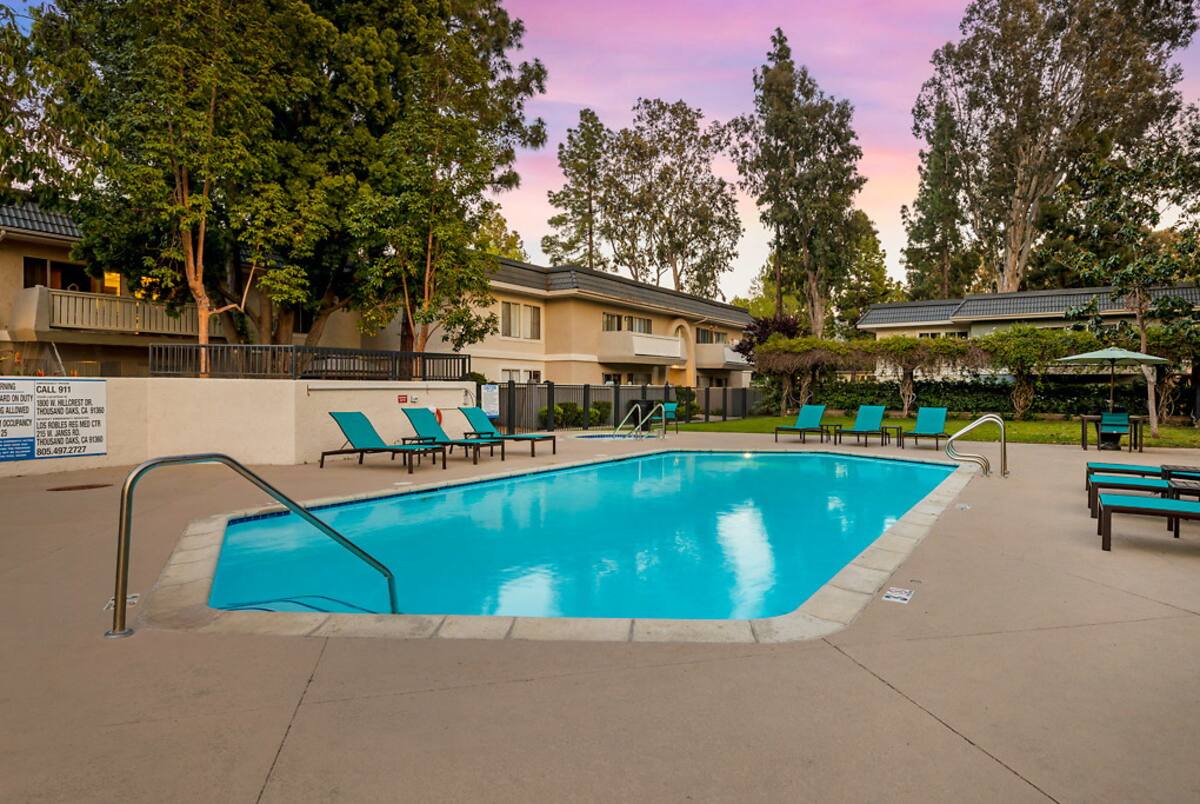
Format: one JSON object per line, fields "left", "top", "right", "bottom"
{"left": 48, "top": 288, "right": 222, "bottom": 336}
{"left": 596, "top": 330, "right": 684, "bottom": 365}
{"left": 695, "top": 343, "right": 751, "bottom": 370}
{"left": 149, "top": 343, "right": 471, "bottom": 381}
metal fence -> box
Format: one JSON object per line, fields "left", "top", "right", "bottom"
{"left": 149, "top": 343, "right": 471, "bottom": 381}
{"left": 489, "top": 381, "right": 764, "bottom": 433}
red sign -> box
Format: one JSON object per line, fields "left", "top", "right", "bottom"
{"left": 397, "top": 394, "right": 408, "bottom": 403}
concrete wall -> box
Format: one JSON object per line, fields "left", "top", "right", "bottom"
{"left": 0, "top": 376, "right": 476, "bottom": 477}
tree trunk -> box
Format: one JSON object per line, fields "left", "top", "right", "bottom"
{"left": 940, "top": 250, "right": 950, "bottom": 298}
{"left": 804, "top": 270, "right": 825, "bottom": 338}
{"left": 899, "top": 368, "right": 916, "bottom": 417}
{"left": 1139, "top": 317, "right": 1159, "bottom": 437}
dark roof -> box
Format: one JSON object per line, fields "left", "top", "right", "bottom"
{"left": 954, "top": 285, "right": 1200, "bottom": 320}
{"left": 859, "top": 285, "right": 1200, "bottom": 328}
{"left": 494, "top": 258, "right": 751, "bottom": 326}
{"left": 0, "top": 202, "right": 81, "bottom": 240}
{"left": 857, "top": 299, "right": 962, "bottom": 327}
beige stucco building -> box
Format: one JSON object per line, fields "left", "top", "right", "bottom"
{"left": 0, "top": 204, "right": 752, "bottom": 386}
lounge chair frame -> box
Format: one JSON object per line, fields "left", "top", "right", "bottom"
{"left": 1097, "top": 493, "right": 1200, "bottom": 550}
{"left": 320, "top": 412, "right": 447, "bottom": 473}
{"left": 775, "top": 405, "right": 827, "bottom": 443}
{"left": 459, "top": 407, "right": 556, "bottom": 456}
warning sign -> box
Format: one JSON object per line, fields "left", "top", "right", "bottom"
{"left": 0, "top": 378, "right": 107, "bottom": 462}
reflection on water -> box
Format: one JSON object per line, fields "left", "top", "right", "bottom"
{"left": 715, "top": 502, "right": 775, "bottom": 618}
{"left": 211, "top": 453, "right": 954, "bottom": 619}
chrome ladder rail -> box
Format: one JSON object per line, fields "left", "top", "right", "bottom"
{"left": 613, "top": 403, "right": 642, "bottom": 435}
{"left": 944, "top": 414, "right": 1009, "bottom": 477}
{"left": 637, "top": 403, "right": 668, "bottom": 438}
{"left": 105, "top": 453, "right": 399, "bottom": 639}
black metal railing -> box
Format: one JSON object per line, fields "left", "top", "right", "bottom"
{"left": 488, "top": 381, "right": 764, "bottom": 433}
{"left": 149, "top": 343, "right": 470, "bottom": 381}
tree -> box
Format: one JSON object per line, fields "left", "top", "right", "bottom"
{"left": 16, "top": 0, "right": 309, "bottom": 370}
{"left": 1054, "top": 128, "right": 1200, "bottom": 435}
{"left": 349, "top": 0, "right": 547, "bottom": 353}
{"left": 597, "top": 98, "right": 741, "bottom": 296}
{"left": 731, "top": 28, "right": 865, "bottom": 335}
{"left": 542, "top": 108, "right": 609, "bottom": 269}
{"left": 978, "top": 325, "right": 1098, "bottom": 418}
{"left": 730, "top": 265, "right": 804, "bottom": 320}
{"left": 832, "top": 210, "right": 903, "bottom": 338}
{"left": 915, "top": 0, "right": 1197, "bottom": 292}
{"left": 479, "top": 206, "right": 527, "bottom": 261}
{"left": 871, "top": 337, "right": 979, "bottom": 417}
{"left": 902, "top": 101, "right": 976, "bottom": 300}
{"left": 754, "top": 335, "right": 868, "bottom": 412}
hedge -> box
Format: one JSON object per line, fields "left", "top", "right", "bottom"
{"left": 809, "top": 378, "right": 1186, "bottom": 416}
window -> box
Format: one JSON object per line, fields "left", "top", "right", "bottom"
{"left": 625, "top": 315, "right": 652, "bottom": 334}
{"left": 602, "top": 372, "right": 621, "bottom": 385}
{"left": 626, "top": 372, "right": 651, "bottom": 385}
{"left": 501, "top": 302, "right": 540, "bottom": 339}
{"left": 23, "top": 257, "right": 95, "bottom": 292}
{"left": 501, "top": 302, "right": 520, "bottom": 338}
{"left": 603, "top": 312, "right": 652, "bottom": 334}
{"left": 101, "top": 272, "right": 121, "bottom": 295}
{"left": 696, "top": 328, "right": 728, "bottom": 344}
{"left": 501, "top": 369, "right": 522, "bottom": 382}
{"left": 523, "top": 305, "right": 540, "bottom": 339}
{"left": 524, "top": 370, "right": 541, "bottom": 383}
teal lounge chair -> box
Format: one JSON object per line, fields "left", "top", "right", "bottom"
{"left": 1086, "top": 473, "right": 1170, "bottom": 517}
{"left": 646, "top": 401, "right": 680, "bottom": 433}
{"left": 403, "top": 407, "right": 505, "bottom": 465}
{"left": 1097, "top": 493, "right": 1200, "bottom": 550}
{"left": 835, "top": 405, "right": 888, "bottom": 446}
{"left": 459, "top": 406, "right": 556, "bottom": 456}
{"left": 1083, "top": 462, "right": 1200, "bottom": 490}
{"left": 1098, "top": 411, "right": 1131, "bottom": 451}
{"left": 905, "top": 407, "right": 950, "bottom": 449}
{"left": 320, "top": 411, "right": 446, "bottom": 473}
{"left": 774, "top": 404, "right": 827, "bottom": 443}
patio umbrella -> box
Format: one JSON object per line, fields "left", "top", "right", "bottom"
{"left": 1056, "top": 347, "right": 1168, "bottom": 412}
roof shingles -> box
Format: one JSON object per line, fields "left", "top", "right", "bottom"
{"left": 0, "top": 203, "right": 81, "bottom": 239}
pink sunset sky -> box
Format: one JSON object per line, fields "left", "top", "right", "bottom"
{"left": 500, "top": 0, "right": 1200, "bottom": 300}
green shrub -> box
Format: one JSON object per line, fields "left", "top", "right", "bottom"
{"left": 592, "top": 400, "right": 613, "bottom": 424}
{"left": 536, "top": 405, "right": 562, "bottom": 428}
{"left": 557, "top": 401, "right": 584, "bottom": 427}
{"left": 587, "top": 406, "right": 605, "bottom": 426}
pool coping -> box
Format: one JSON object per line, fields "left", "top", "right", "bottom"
{"left": 137, "top": 448, "right": 976, "bottom": 644}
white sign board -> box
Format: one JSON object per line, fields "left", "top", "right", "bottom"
{"left": 480, "top": 384, "right": 500, "bottom": 418}
{"left": 0, "top": 378, "right": 107, "bottom": 462}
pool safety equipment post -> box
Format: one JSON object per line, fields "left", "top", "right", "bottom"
{"left": 105, "top": 453, "right": 400, "bottom": 639}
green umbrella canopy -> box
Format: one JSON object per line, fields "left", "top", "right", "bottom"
{"left": 1056, "top": 348, "right": 1168, "bottom": 412}
{"left": 1056, "top": 347, "right": 1168, "bottom": 366}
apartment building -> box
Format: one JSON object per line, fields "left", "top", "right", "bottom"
{"left": 0, "top": 203, "right": 752, "bottom": 386}
{"left": 857, "top": 285, "right": 1200, "bottom": 339}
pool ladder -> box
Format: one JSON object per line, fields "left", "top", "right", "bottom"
{"left": 104, "top": 453, "right": 399, "bottom": 639}
{"left": 944, "top": 414, "right": 1009, "bottom": 477}
{"left": 613, "top": 402, "right": 668, "bottom": 438}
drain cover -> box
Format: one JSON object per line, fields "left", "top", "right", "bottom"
{"left": 47, "top": 483, "right": 113, "bottom": 492}
{"left": 882, "top": 587, "right": 914, "bottom": 604}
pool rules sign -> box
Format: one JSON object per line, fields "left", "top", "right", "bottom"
{"left": 0, "top": 378, "right": 107, "bottom": 462}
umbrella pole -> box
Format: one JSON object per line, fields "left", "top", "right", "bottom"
{"left": 1109, "top": 361, "right": 1115, "bottom": 412}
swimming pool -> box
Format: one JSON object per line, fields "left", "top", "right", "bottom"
{"left": 209, "top": 452, "right": 954, "bottom": 620}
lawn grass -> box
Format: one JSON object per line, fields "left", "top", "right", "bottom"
{"left": 679, "top": 414, "right": 1200, "bottom": 449}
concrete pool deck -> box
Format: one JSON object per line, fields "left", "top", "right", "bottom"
{"left": 3, "top": 432, "right": 1199, "bottom": 801}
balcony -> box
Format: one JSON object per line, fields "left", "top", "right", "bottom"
{"left": 695, "top": 343, "right": 751, "bottom": 370}
{"left": 596, "top": 330, "right": 683, "bottom": 365}
{"left": 8, "top": 286, "right": 223, "bottom": 342}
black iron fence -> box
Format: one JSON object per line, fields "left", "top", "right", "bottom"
{"left": 149, "top": 343, "right": 470, "bottom": 381}
{"left": 487, "top": 381, "right": 764, "bottom": 433}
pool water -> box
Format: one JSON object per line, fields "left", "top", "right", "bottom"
{"left": 209, "top": 452, "right": 954, "bottom": 620}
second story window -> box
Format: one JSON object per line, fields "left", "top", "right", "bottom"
{"left": 501, "top": 301, "right": 541, "bottom": 339}
{"left": 603, "top": 313, "right": 652, "bottom": 334}
{"left": 696, "top": 328, "right": 728, "bottom": 344}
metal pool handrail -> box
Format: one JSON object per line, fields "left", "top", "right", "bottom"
{"left": 944, "top": 414, "right": 1009, "bottom": 477}
{"left": 613, "top": 403, "right": 643, "bottom": 435}
{"left": 104, "top": 453, "right": 399, "bottom": 639}
{"left": 637, "top": 403, "right": 668, "bottom": 438}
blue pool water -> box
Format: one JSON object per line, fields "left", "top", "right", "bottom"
{"left": 209, "top": 452, "right": 954, "bottom": 620}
